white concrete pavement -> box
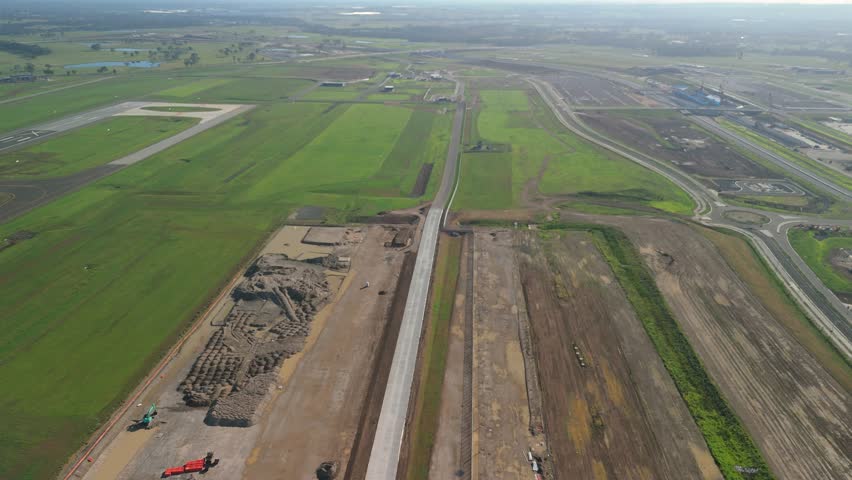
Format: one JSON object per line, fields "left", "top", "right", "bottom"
{"left": 365, "top": 90, "right": 465, "bottom": 480}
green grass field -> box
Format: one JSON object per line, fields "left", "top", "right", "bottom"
{"left": 453, "top": 89, "right": 694, "bottom": 214}
{"left": 0, "top": 74, "right": 184, "bottom": 133}
{"left": 789, "top": 229, "right": 852, "bottom": 300}
{"left": 141, "top": 106, "right": 220, "bottom": 112}
{"left": 155, "top": 77, "right": 314, "bottom": 103}
{"left": 0, "top": 116, "right": 197, "bottom": 177}
{"left": 0, "top": 98, "right": 450, "bottom": 479}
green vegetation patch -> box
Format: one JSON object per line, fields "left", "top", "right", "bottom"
{"left": 542, "top": 222, "right": 774, "bottom": 480}
{"left": 455, "top": 88, "right": 693, "bottom": 214}
{"left": 141, "top": 106, "right": 221, "bottom": 112}
{"left": 404, "top": 235, "right": 462, "bottom": 480}
{"left": 0, "top": 100, "right": 442, "bottom": 479}
{"left": 789, "top": 228, "right": 852, "bottom": 301}
{"left": 154, "top": 78, "right": 234, "bottom": 98}
{"left": 170, "top": 77, "right": 313, "bottom": 102}
{"left": 0, "top": 74, "right": 185, "bottom": 133}
{"left": 0, "top": 116, "right": 197, "bottom": 178}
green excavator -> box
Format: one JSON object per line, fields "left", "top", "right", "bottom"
{"left": 133, "top": 404, "right": 158, "bottom": 430}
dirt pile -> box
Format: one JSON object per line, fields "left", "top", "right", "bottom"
{"left": 179, "top": 254, "right": 332, "bottom": 426}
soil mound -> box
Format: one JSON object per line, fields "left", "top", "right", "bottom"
{"left": 179, "top": 254, "right": 332, "bottom": 426}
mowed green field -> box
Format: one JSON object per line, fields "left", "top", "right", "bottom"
{"left": 789, "top": 229, "right": 852, "bottom": 300}
{"left": 0, "top": 116, "right": 197, "bottom": 177}
{"left": 453, "top": 89, "right": 694, "bottom": 213}
{"left": 0, "top": 100, "right": 451, "bottom": 479}
{"left": 153, "top": 77, "right": 314, "bottom": 103}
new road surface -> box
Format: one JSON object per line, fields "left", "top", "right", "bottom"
{"left": 365, "top": 88, "right": 466, "bottom": 480}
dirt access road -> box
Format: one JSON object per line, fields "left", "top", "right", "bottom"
{"left": 517, "top": 229, "right": 720, "bottom": 480}
{"left": 78, "top": 225, "right": 410, "bottom": 480}
{"left": 600, "top": 216, "right": 852, "bottom": 479}
{"left": 471, "top": 230, "right": 543, "bottom": 479}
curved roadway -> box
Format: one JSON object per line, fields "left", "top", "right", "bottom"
{"left": 528, "top": 77, "right": 852, "bottom": 360}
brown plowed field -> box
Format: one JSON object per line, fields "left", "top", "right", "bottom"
{"left": 582, "top": 111, "right": 775, "bottom": 179}
{"left": 471, "top": 230, "right": 538, "bottom": 479}
{"left": 603, "top": 216, "right": 852, "bottom": 480}
{"left": 517, "top": 230, "right": 721, "bottom": 480}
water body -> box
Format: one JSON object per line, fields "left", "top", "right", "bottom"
{"left": 64, "top": 61, "right": 160, "bottom": 69}
{"left": 113, "top": 48, "right": 151, "bottom": 53}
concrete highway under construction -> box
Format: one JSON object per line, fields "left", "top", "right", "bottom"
{"left": 4, "top": 9, "right": 852, "bottom": 480}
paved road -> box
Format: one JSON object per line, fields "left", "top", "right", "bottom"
{"left": 0, "top": 130, "right": 54, "bottom": 152}
{"left": 692, "top": 115, "right": 852, "bottom": 202}
{"left": 0, "top": 101, "right": 150, "bottom": 153}
{"left": 529, "top": 76, "right": 852, "bottom": 359}
{"left": 0, "top": 103, "right": 254, "bottom": 224}
{"left": 0, "top": 76, "right": 114, "bottom": 106}
{"left": 365, "top": 93, "right": 466, "bottom": 479}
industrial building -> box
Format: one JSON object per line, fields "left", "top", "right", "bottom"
{"left": 673, "top": 85, "right": 721, "bottom": 106}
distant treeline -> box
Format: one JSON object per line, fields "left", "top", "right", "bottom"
{"left": 0, "top": 40, "right": 50, "bottom": 58}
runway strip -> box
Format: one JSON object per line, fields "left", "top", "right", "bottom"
{"left": 0, "top": 103, "right": 253, "bottom": 224}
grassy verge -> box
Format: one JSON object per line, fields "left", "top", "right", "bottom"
{"left": 141, "top": 106, "right": 221, "bottom": 112}
{"left": 542, "top": 222, "right": 774, "bottom": 480}
{"left": 0, "top": 116, "right": 197, "bottom": 178}
{"left": 404, "top": 235, "right": 462, "bottom": 480}
{"left": 718, "top": 119, "right": 852, "bottom": 192}
{"left": 788, "top": 228, "right": 852, "bottom": 301}
{"left": 453, "top": 87, "right": 694, "bottom": 214}
{"left": 787, "top": 116, "right": 852, "bottom": 151}
{"left": 0, "top": 100, "right": 437, "bottom": 479}
{"left": 698, "top": 226, "right": 852, "bottom": 390}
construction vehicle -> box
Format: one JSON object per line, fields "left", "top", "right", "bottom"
{"left": 133, "top": 404, "right": 157, "bottom": 430}
{"left": 163, "top": 452, "right": 220, "bottom": 477}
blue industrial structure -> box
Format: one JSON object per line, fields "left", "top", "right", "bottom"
{"left": 673, "top": 85, "right": 721, "bottom": 106}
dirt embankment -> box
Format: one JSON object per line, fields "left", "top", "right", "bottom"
{"left": 343, "top": 251, "right": 415, "bottom": 480}
{"left": 581, "top": 111, "right": 776, "bottom": 180}
{"left": 471, "top": 230, "right": 544, "bottom": 479}
{"left": 179, "top": 255, "right": 333, "bottom": 427}
{"left": 608, "top": 217, "right": 852, "bottom": 480}
{"left": 517, "top": 230, "right": 721, "bottom": 480}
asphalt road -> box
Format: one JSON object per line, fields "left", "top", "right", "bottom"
{"left": 692, "top": 115, "right": 852, "bottom": 203}
{"left": 529, "top": 75, "right": 852, "bottom": 359}
{"left": 364, "top": 93, "right": 466, "bottom": 479}
{"left": 0, "top": 102, "right": 254, "bottom": 225}
{"left": 0, "top": 130, "right": 54, "bottom": 152}
{"left": 0, "top": 101, "right": 150, "bottom": 153}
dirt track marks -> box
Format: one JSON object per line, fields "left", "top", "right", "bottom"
{"left": 518, "top": 230, "right": 720, "bottom": 480}
{"left": 472, "top": 231, "right": 535, "bottom": 479}
{"left": 618, "top": 218, "right": 851, "bottom": 480}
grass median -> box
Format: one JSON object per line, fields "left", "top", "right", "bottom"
{"left": 404, "top": 234, "right": 462, "bottom": 480}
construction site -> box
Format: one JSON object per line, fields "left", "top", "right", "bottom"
{"left": 74, "top": 223, "right": 419, "bottom": 480}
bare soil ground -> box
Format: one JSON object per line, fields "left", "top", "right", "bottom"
{"left": 79, "top": 225, "right": 410, "bottom": 480}
{"left": 517, "top": 230, "right": 721, "bottom": 480}
{"left": 581, "top": 111, "right": 776, "bottom": 180}
{"left": 599, "top": 216, "right": 852, "bottom": 479}
{"left": 545, "top": 72, "right": 649, "bottom": 107}
{"left": 471, "top": 230, "right": 541, "bottom": 479}
{"left": 428, "top": 233, "right": 470, "bottom": 480}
